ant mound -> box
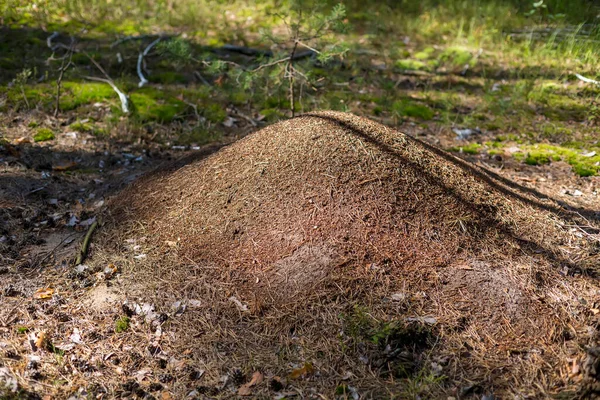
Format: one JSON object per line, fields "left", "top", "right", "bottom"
{"left": 104, "top": 111, "right": 599, "bottom": 397}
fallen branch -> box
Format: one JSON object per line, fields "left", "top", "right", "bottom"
{"left": 75, "top": 220, "right": 98, "bottom": 266}
{"left": 574, "top": 73, "right": 600, "bottom": 85}
{"left": 85, "top": 76, "right": 130, "bottom": 113}
{"left": 46, "top": 32, "right": 60, "bottom": 50}
{"left": 193, "top": 70, "right": 212, "bottom": 86}
{"left": 137, "top": 37, "right": 161, "bottom": 87}
{"left": 83, "top": 51, "right": 129, "bottom": 113}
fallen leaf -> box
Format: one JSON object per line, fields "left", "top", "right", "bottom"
{"left": 52, "top": 162, "right": 77, "bottom": 171}
{"left": 288, "top": 362, "right": 314, "bottom": 380}
{"left": 33, "top": 287, "right": 54, "bottom": 300}
{"left": 14, "top": 137, "right": 30, "bottom": 145}
{"left": 160, "top": 392, "right": 173, "bottom": 400}
{"left": 35, "top": 331, "right": 47, "bottom": 350}
{"left": 238, "top": 371, "right": 264, "bottom": 396}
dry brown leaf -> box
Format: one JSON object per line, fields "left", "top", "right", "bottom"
{"left": 33, "top": 287, "right": 54, "bottom": 300}
{"left": 160, "top": 392, "right": 173, "bottom": 400}
{"left": 52, "top": 162, "right": 78, "bottom": 171}
{"left": 14, "top": 137, "right": 30, "bottom": 145}
{"left": 238, "top": 371, "right": 264, "bottom": 396}
{"left": 35, "top": 331, "right": 47, "bottom": 349}
{"left": 288, "top": 363, "right": 314, "bottom": 380}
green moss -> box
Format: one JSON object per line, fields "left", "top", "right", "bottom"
{"left": 395, "top": 59, "right": 428, "bottom": 71}
{"left": 27, "top": 121, "right": 39, "bottom": 128}
{"left": 414, "top": 47, "right": 435, "bottom": 60}
{"left": 438, "top": 47, "right": 475, "bottom": 68}
{"left": 510, "top": 144, "right": 600, "bottom": 176}
{"left": 69, "top": 121, "right": 93, "bottom": 133}
{"left": 449, "top": 143, "right": 482, "bottom": 154}
{"left": 115, "top": 316, "right": 130, "bottom": 333}
{"left": 61, "top": 82, "right": 116, "bottom": 111}
{"left": 525, "top": 151, "right": 554, "bottom": 165}
{"left": 392, "top": 100, "right": 434, "bottom": 120}
{"left": 129, "top": 89, "right": 185, "bottom": 123}
{"left": 33, "top": 128, "right": 55, "bottom": 142}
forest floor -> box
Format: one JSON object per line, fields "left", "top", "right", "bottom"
{"left": 1, "top": 1, "right": 600, "bottom": 398}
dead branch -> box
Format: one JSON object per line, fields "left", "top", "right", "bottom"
{"left": 574, "top": 73, "right": 600, "bottom": 85}
{"left": 83, "top": 52, "right": 129, "bottom": 113}
{"left": 75, "top": 220, "right": 98, "bottom": 265}
{"left": 137, "top": 37, "right": 162, "bottom": 87}
{"left": 193, "top": 70, "right": 212, "bottom": 86}
{"left": 54, "top": 37, "right": 75, "bottom": 118}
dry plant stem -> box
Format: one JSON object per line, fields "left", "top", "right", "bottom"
{"left": 54, "top": 39, "right": 75, "bottom": 118}
{"left": 76, "top": 220, "right": 99, "bottom": 266}
{"left": 289, "top": 40, "right": 299, "bottom": 117}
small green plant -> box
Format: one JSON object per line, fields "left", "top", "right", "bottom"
{"left": 16, "top": 326, "right": 29, "bottom": 334}
{"left": 33, "top": 128, "right": 55, "bottom": 142}
{"left": 11, "top": 68, "right": 33, "bottom": 108}
{"left": 115, "top": 316, "right": 130, "bottom": 333}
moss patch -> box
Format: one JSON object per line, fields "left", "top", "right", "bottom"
{"left": 449, "top": 143, "right": 482, "bottom": 154}
{"left": 395, "top": 59, "right": 429, "bottom": 71}
{"left": 392, "top": 100, "right": 434, "bottom": 120}
{"left": 33, "top": 128, "right": 55, "bottom": 142}
{"left": 516, "top": 144, "right": 600, "bottom": 176}
{"left": 115, "top": 316, "right": 130, "bottom": 333}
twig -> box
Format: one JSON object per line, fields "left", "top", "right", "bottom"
{"left": 54, "top": 37, "right": 75, "bottom": 118}
{"left": 574, "top": 73, "right": 600, "bottom": 85}
{"left": 75, "top": 220, "right": 98, "bottom": 265}
{"left": 289, "top": 40, "right": 299, "bottom": 117}
{"left": 46, "top": 31, "right": 59, "bottom": 50}
{"left": 83, "top": 51, "right": 129, "bottom": 113}
{"left": 84, "top": 76, "right": 130, "bottom": 113}
{"left": 137, "top": 37, "right": 161, "bottom": 87}
{"left": 193, "top": 70, "right": 212, "bottom": 86}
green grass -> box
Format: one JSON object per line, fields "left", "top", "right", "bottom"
{"left": 33, "top": 128, "right": 55, "bottom": 142}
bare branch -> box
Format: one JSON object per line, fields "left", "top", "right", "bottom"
{"left": 54, "top": 37, "right": 75, "bottom": 118}
{"left": 137, "top": 37, "right": 161, "bottom": 87}
{"left": 574, "top": 73, "right": 600, "bottom": 85}
{"left": 84, "top": 76, "right": 129, "bottom": 114}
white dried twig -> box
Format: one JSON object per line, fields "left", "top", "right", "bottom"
{"left": 46, "top": 31, "right": 59, "bottom": 49}
{"left": 85, "top": 76, "right": 129, "bottom": 113}
{"left": 137, "top": 38, "right": 161, "bottom": 87}
{"left": 574, "top": 73, "right": 600, "bottom": 85}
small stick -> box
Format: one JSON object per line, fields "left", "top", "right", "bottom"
{"left": 137, "top": 37, "right": 161, "bottom": 87}
{"left": 54, "top": 38, "right": 75, "bottom": 118}
{"left": 75, "top": 220, "right": 98, "bottom": 265}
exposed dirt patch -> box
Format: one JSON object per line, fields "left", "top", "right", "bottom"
{"left": 84, "top": 283, "right": 125, "bottom": 312}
